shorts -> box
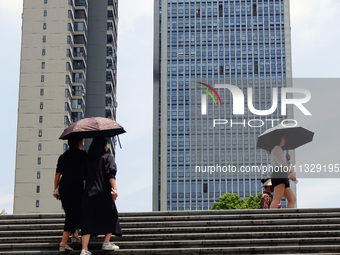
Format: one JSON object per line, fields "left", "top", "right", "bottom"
{"left": 271, "top": 178, "right": 290, "bottom": 189}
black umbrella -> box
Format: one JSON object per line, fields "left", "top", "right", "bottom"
{"left": 59, "top": 117, "right": 126, "bottom": 140}
{"left": 257, "top": 124, "right": 314, "bottom": 151}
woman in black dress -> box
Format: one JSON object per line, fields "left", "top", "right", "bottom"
{"left": 53, "top": 134, "right": 86, "bottom": 252}
{"left": 80, "top": 136, "right": 122, "bottom": 255}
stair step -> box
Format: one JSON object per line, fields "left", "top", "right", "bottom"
{"left": 0, "top": 245, "right": 340, "bottom": 255}
{"left": 0, "top": 208, "right": 339, "bottom": 254}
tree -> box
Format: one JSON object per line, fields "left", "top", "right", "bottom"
{"left": 211, "top": 192, "right": 262, "bottom": 210}
{"left": 0, "top": 209, "right": 6, "bottom": 215}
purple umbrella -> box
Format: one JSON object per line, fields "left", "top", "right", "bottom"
{"left": 59, "top": 117, "right": 126, "bottom": 140}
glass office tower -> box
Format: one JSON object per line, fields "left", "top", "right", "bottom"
{"left": 153, "top": 0, "right": 295, "bottom": 211}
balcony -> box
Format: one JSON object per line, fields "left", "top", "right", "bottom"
{"left": 72, "top": 72, "right": 85, "bottom": 85}
{"left": 74, "top": 35, "right": 87, "bottom": 46}
{"left": 105, "top": 109, "right": 112, "bottom": 119}
{"left": 74, "top": 0, "right": 88, "bottom": 17}
{"left": 106, "top": 59, "right": 113, "bottom": 70}
{"left": 75, "top": 0, "right": 87, "bottom": 7}
{"left": 106, "top": 96, "right": 113, "bottom": 107}
{"left": 107, "top": 10, "right": 113, "bottom": 20}
{"left": 107, "top": 21, "right": 113, "bottom": 31}
{"left": 74, "top": 10, "right": 87, "bottom": 21}
{"left": 72, "top": 85, "right": 85, "bottom": 97}
{"left": 107, "top": 34, "right": 113, "bottom": 45}
{"left": 106, "top": 71, "right": 113, "bottom": 83}
{"left": 73, "top": 59, "right": 86, "bottom": 70}
{"left": 71, "top": 112, "right": 84, "bottom": 123}
{"left": 71, "top": 98, "right": 85, "bottom": 112}
{"left": 106, "top": 84, "right": 112, "bottom": 94}
{"left": 74, "top": 22, "right": 87, "bottom": 36}
{"left": 106, "top": 46, "right": 113, "bottom": 57}
{"left": 73, "top": 46, "right": 86, "bottom": 59}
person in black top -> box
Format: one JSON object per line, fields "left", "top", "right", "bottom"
{"left": 80, "top": 136, "right": 122, "bottom": 255}
{"left": 53, "top": 134, "right": 86, "bottom": 252}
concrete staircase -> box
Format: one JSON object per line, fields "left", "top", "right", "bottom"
{"left": 0, "top": 208, "right": 340, "bottom": 254}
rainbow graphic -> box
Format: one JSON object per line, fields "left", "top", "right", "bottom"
{"left": 198, "top": 82, "right": 222, "bottom": 106}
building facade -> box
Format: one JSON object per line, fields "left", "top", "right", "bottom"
{"left": 153, "top": 0, "right": 295, "bottom": 211}
{"left": 14, "top": 0, "right": 118, "bottom": 214}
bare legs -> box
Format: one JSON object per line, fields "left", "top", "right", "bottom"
{"left": 81, "top": 233, "right": 113, "bottom": 251}
{"left": 284, "top": 187, "right": 296, "bottom": 208}
{"left": 270, "top": 183, "right": 296, "bottom": 209}
{"left": 103, "top": 233, "right": 112, "bottom": 244}
{"left": 61, "top": 231, "right": 71, "bottom": 244}
{"left": 81, "top": 234, "right": 91, "bottom": 251}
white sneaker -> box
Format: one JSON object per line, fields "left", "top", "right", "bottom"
{"left": 80, "top": 250, "right": 92, "bottom": 255}
{"left": 102, "top": 242, "right": 119, "bottom": 251}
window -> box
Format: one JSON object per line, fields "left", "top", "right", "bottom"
{"left": 36, "top": 186, "right": 40, "bottom": 193}
{"left": 203, "top": 183, "right": 208, "bottom": 193}
{"left": 37, "top": 157, "right": 41, "bottom": 165}
{"left": 253, "top": 4, "right": 257, "bottom": 16}
{"left": 40, "top": 89, "right": 44, "bottom": 96}
{"left": 64, "top": 116, "right": 70, "bottom": 125}
{"left": 66, "top": 62, "right": 70, "bottom": 70}
{"left": 42, "top": 36, "right": 46, "bottom": 43}
{"left": 43, "top": 23, "right": 46, "bottom": 30}
{"left": 40, "top": 102, "right": 43, "bottom": 109}
{"left": 65, "top": 75, "right": 70, "bottom": 84}
{"left": 44, "top": 10, "right": 47, "bottom": 16}
{"left": 44, "top": 0, "right": 47, "bottom": 3}
{"left": 36, "top": 200, "right": 40, "bottom": 208}
{"left": 68, "top": 0, "right": 72, "bottom": 5}
{"left": 38, "top": 143, "right": 42, "bottom": 151}
{"left": 37, "top": 171, "right": 41, "bottom": 179}
{"left": 41, "top": 62, "right": 45, "bottom": 69}
{"left": 63, "top": 144, "right": 68, "bottom": 152}
{"left": 41, "top": 75, "right": 44, "bottom": 82}
{"left": 219, "top": 4, "right": 223, "bottom": 16}
{"left": 38, "top": 129, "right": 42, "bottom": 137}
{"left": 39, "top": 116, "right": 43, "bottom": 123}
{"left": 42, "top": 49, "right": 45, "bottom": 56}
{"left": 72, "top": 99, "right": 83, "bottom": 109}
{"left": 67, "top": 36, "right": 71, "bottom": 44}
{"left": 219, "top": 65, "right": 224, "bottom": 75}
{"left": 67, "top": 23, "right": 72, "bottom": 31}
{"left": 254, "top": 61, "right": 259, "bottom": 74}
{"left": 65, "top": 89, "right": 69, "bottom": 97}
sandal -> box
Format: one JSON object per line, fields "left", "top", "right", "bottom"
{"left": 59, "top": 242, "right": 73, "bottom": 252}
{"left": 71, "top": 233, "right": 81, "bottom": 243}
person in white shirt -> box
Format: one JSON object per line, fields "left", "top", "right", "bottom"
{"left": 269, "top": 135, "right": 297, "bottom": 209}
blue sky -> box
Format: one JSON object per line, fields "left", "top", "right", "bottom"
{"left": 0, "top": 0, "right": 339, "bottom": 214}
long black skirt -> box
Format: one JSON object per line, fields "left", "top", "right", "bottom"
{"left": 81, "top": 192, "right": 122, "bottom": 236}
{"left": 59, "top": 180, "right": 83, "bottom": 233}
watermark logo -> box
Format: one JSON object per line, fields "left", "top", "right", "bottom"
{"left": 200, "top": 83, "right": 312, "bottom": 116}
{"left": 199, "top": 82, "right": 222, "bottom": 115}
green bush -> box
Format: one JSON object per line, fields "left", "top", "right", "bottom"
{"left": 211, "top": 192, "right": 262, "bottom": 210}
